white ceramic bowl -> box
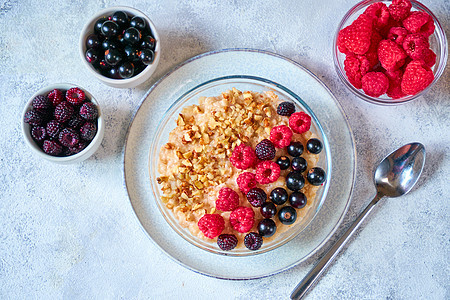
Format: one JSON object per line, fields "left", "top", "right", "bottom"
{"left": 22, "top": 83, "right": 105, "bottom": 164}
{"left": 79, "top": 6, "right": 160, "bottom": 88}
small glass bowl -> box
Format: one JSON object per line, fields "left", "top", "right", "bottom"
{"left": 333, "top": 0, "right": 448, "bottom": 105}
{"left": 149, "top": 75, "right": 331, "bottom": 256}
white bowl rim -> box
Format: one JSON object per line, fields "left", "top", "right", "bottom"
{"left": 21, "top": 83, "right": 104, "bottom": 162}
{"left": 79, "top": 6, "right": 160, "bottom": 86}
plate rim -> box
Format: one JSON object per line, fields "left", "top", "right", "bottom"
{"left": 123, "top": 48, "right": 357, "bottom": 280}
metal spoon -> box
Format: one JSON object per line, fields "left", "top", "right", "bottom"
{"left": 291, "top": 142, "right": 426, "bottom": 300}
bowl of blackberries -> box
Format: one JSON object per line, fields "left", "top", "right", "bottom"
{"left": 80, "top": 6, "right": 160, "bottom": 88}
{"left": 22, "top": 83, "right": 105, "bottom": 163}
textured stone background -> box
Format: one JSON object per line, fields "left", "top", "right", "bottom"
{"left": 0, "top": 0, "right": 449, "bottom": 299}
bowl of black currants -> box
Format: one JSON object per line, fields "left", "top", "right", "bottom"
{"left": 79, "top": 6, "right": 160, "bottom": 88}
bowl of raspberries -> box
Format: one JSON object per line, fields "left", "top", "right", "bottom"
{"left": 79, "top": 6, "right": 160, "bottom": 88}
{"left": 22, "top": 84, "right": 105, "bottom": 163}
{"left": 334, "top": 0, "right": 447, "bottom": 104}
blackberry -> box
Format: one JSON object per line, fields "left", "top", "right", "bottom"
{"left": 66, "top": 87, "right": 86, "bottom": 105}
{"left": 277, "top": 101, "right": 295, "bottom": 116}
{"left": 47, "top": 89, "right": 63, "bottom": 106}
{"left": 46, "top": 120, "right": 63, "bottom": 138}
{"left": 80, "top": 122, "right": 97, "bottom": 141}
{"left": 58, "top": 128, "right": 80, "bottom": 148}
{"left": 79, "top": 102, "right": 98, "bottom": 120}
{"left": 43, "top": 140, "right": 62, "bottom": 156}
{"left": 67, "top": 115, "right": 85, "bottom": 129}
{"left": 246, "top": 188, "right": 267, "bottom": 207}
{"left": 217, "top": 234, "right": 238, "bottom": 251}
{"left": 54, "top": 101, "right": 74, "bottom": 123}
{"left": 255, "top": 139, "right": 276, "bottom": 161}
{"left": 31, "top": 126, "right": 47, "bottom": 142}
{"left": 24, "top": 110, "right": 44, "bottom": 126}
{"left": 69, "top": 141, "right": 88, "bottom": 154}
{"left": 244, "top": 232, "right": 263, "bottom": 250}
{"left": 32, "top": 95, "right": 52, "bottom": 114}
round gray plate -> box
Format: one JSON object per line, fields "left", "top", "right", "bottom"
{"left": 124, "top": 49, "right": 355, "bottom": 280}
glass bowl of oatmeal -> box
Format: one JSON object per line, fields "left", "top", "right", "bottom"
{"left": 149, "top": 75, "right": 331, "bottom": 256}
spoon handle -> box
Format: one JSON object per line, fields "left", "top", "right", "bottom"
{"left": 290, "top": 194, "right": 383, "bottom": 300}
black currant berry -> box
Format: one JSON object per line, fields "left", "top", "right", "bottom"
{"left": 306, "top": 138, "right": 323, "bottom": 154}
{"left": 307, "top": 167, "right": 326, "bottom": 186}
{"left": 278, "top": 206, "right": 297, "bottom": 225}
{"left": 291, "top": 157, "right": 307, "bottom": 173}
{"left": 276, "top": 156, "right": 290, "bottom": 170}
{"left": 287, "top": 141, "right": 304, "bottom": 157}
{"left": 289, "top": 191, "right": 307, "bottom": 209}
{"left": 258, "top": 219, "right": 277, "bottom": 237}
{"left": 286, "top": 171, "right": 305, "bottom": 191}
{"left": 270, "top": 187, "right": 288, "bottom": 205}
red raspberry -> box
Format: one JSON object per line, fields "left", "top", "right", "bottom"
{"left": 387, "top": 27, "right": 409, "bottom": 45}
{"left": 344, "top": 54, "right": 370, "bottom": 89}
{"left": 289, "top": 112, "right": 311, "bottom": 134}
{"left": 270, "top": 125, "right": 293, "bottom": 148}
{"left": 402, "top": 33, "right": 430, "bottom": 60}
{"left": 337, "top": 13, "right": 373, "bottom": 55}
{"left": 365, "top": 31, "right": 383, "bottom": 68}
{"left": 236, "top": 172, "right": 257, "bottom": 194}
{"left": 402, "top": 11, "right": 435, "bottom": 38}
{"left": 215, "top": 187, "right": 240, "bottom": 211}
{"left": 378, "top": 39, "right": 407, "bottom": 71}
{"left": 66, "top": 88, "right": 86, "bottom": 105}
{"left": 389, "top": 0, "right": 412, "bottom": 22}
{"left": 364, "top": 2, "right": 390, "bottom": 29}
{"left": 361, "top": 72, "right": 389, "bottom": 97}
{"left": 230, "top": 144, "right": 256, "bottom": 170}
{"left": 198, "top": 214, "right": 225, "bottom": 239}
{"left": 255, "top": 161, "right": 281, "bottom": 184}
{"left": 230, "top": 206, "right": 255, "bottom": 233}
{"left": 401, "top": 60, "right": 434, "bottom": 95}
{"left": 47, "top": 89, "right": 63, "bottom": 106}
{"left": 378, "top": 17, "right": 402, "bottom": 38}
{"left": 422, "top": 49, "right": 436, "bottom": 68}
{"left": 384, "top": 69, "right": 406, "bottom": 99}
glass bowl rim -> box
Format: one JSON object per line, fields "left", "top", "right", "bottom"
{"left": 332, "top": 0, "right": 448, "bottom": 105}
{"left": 148, "top": 74, "right": 332, "bottom": 257}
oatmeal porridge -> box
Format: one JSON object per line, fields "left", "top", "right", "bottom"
{"left": 156, "top": 88, "right": 325, "bottom": 251}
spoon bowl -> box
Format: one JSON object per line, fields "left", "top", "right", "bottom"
{"left": 374, "top": 143, "right": 426, "bottom": 198}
